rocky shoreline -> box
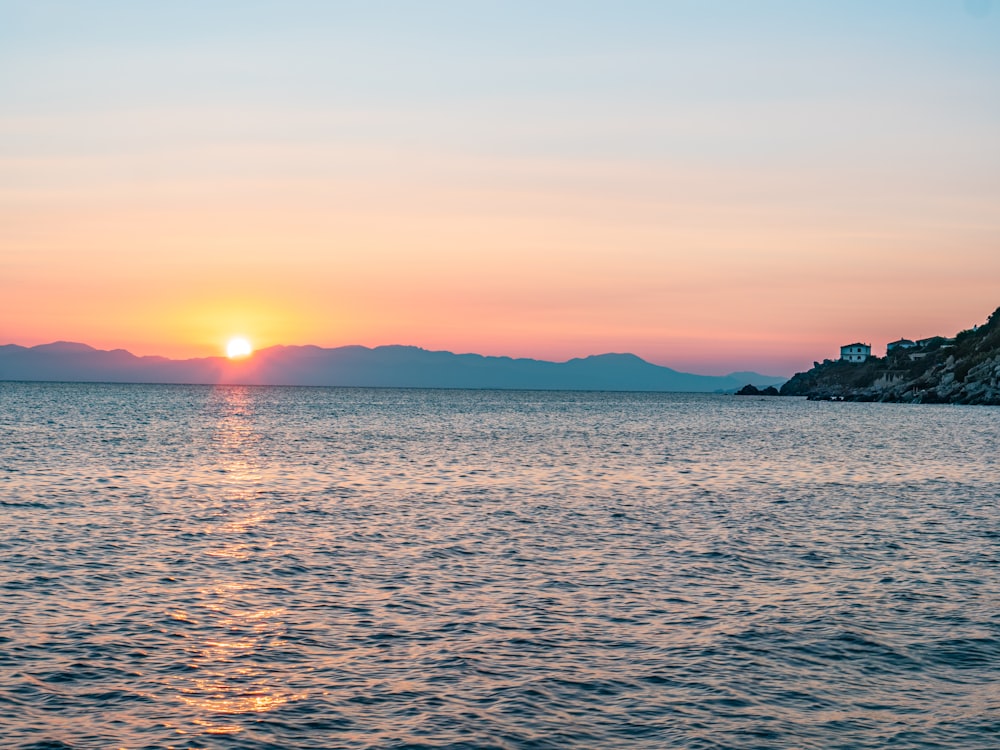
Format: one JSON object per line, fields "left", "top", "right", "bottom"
{"left": 777, "top": 307, "right": 1000, "bottom": 405}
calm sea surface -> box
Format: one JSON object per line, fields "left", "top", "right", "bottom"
{"left": 1, "top": 383, "right": 998, "bottom": 749}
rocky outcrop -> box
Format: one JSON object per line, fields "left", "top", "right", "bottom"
{"left": 781, "top": 306, "right": 1000, "bottom": 405}
{"left": 736, "top": 384, "right": 780, "bottom": 396}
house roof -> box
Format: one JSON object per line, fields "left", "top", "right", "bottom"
{"left": 841, "top": 342, "right": 870, "bottom": 349}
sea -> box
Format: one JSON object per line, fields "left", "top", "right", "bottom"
{"left": 1, "top": 382, "right": 998, "bottom": 749}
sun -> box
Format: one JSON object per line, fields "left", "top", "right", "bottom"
{"left": 226, "top": 337, "right": 253, "bottom": 359}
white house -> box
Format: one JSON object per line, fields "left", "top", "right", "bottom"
{"left": 840, "top": 342, "right": 871, "bottom": 363}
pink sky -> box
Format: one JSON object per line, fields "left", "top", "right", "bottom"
{"left": 2, "top": 2, "right": 998, "bottom": 376}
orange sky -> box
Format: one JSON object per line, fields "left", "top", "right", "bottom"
{"left": 2, "top": 2, "right": 998, "bottom": 375}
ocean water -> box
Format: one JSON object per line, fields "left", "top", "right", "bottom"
{"left": 1, "top": 382, "right": 998, "bottom": 750}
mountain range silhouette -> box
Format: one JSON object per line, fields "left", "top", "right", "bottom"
{"left": 0, "top": 342, "right": 786, "bottom": 392}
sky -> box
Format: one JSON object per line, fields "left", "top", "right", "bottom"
{"left": 2, "top": 1, "right": 998, "bottom": 376}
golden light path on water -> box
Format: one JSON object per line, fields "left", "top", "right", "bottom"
{"left": 166, "top": 386, "right": 301, "bottom": 739}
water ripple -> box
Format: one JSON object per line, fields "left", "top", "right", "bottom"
{"left": 0, "top": 384, "right": 998, "bottom": 748}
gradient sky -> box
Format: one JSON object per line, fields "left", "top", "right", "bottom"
{"left": 2, "top": 1, "right": 998, "bottom": 375}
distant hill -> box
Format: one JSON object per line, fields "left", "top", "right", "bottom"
{"left": 781, "top": 306, "right": 1000, "bottom": 405}
{"left": 0, "top": 342, "right": 786, "bottom": 393}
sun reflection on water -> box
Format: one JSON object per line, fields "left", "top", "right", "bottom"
{"left": 168, "top": 386, "right": 302, "bottom": 736}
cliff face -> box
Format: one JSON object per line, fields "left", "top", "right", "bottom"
{"left": 781, "top": 307, "right": 1000, "bottom": 405}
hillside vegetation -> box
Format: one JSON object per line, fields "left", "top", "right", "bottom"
{"left": 781, "top": 307, "right": 1000, "bottom": 405}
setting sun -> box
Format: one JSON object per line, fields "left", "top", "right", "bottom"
{"left": 226, "top": 337, "right": 253, "bottom": 359}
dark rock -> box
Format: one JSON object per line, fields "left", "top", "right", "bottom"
{"left": 736, "top": 384, "right": 780, "bottom": 396}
